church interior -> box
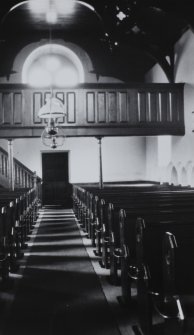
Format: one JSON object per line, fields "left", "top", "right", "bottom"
{"left": 0, "top": 0, "right": 194, "bottom": 334}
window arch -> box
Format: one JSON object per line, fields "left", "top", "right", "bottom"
{"left": 22, "top": 44, "right": 85, "bottom": 87}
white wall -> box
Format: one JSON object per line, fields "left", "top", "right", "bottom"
{"left": 102, "top": 137, "right": 146, "bottom": 182}
{"left": 145, "top": 136, "right": 172, "bottom": 182}
{"left": 0, "top": 139, "right": 8, "bottom": 151}
{"left": 0, "top": 137, "right": 146, "bottom": 183}
{"left": 145, "top": 29, "right": 194, "bottom": 185}
{"left": 145, "top": 137, "right": 158, "bottom": 181}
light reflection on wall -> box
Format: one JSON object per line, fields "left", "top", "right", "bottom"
{"left": 27, "top": 54, "right": 79, "bottom": 87}
{"left": 22, "top": 44, "right": 85, "bottom": 86}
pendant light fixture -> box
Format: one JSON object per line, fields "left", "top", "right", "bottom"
{"left": 41, "top": 126, "right": 65, "bottom": 149}
{"left": 38, "top": 96, "right": 66, "bottom": 149}
{"left": 38, "top": 20, "right": 66, "bottom": 149}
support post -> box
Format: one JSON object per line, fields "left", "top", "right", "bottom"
{"left": 8, "top": 139, "right": 14, "bottom": 191}
{"left": 97, "top": 137, "right": 104, "bottom": 189}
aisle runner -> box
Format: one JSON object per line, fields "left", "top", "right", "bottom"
{"left": 3, "top": 209, "right": 121, "bottom": 335}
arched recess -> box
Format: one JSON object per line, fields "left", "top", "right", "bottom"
{"left": 180, "top": 167, "right": 188, "bottom": 186}
{"left": 185, "top": 160, "right": 194, "bottom": 186}
{"left": 191, "top": 167, "right": 194, "bottom": 187}
{"left": 177, "top": 161, "right": 183, "bottom": 185}
{"left": 170, "top": 166, "right": 179, "bottom": 186}
{"left": 22, "top": 43, "right": 85, "bottom": 86}
{"left": 166, "top": 161, "right": 173, "bottom": 184}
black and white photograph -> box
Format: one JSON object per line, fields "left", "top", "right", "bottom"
{"left": 0, "top": 0, "right": 193, "bottom": 334}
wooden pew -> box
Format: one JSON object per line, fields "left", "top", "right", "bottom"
{"left": 135, "top": 218, "right": 194, "bottom": 335}
{"left": 74, "top": 183, "right": 194, "bottom": 229}
{"left": 0, "top": 190, "right": 29, "bottom": 245}
{"left": 102, "top": 196, "right": 194, "bottom": 269}
{"left": 119, "top": 206, "right": 194, "bottom": 300}
{"left": 95, "top": 198, "right": 105, "bottom": 256}
{"left": 0, "top": 187, "right": 38, "bottom": 279}
{"left": 73, "top": 183, "right": 194, "bottom": 335}
{"left": 72, "top": 183, "right": 194, "bottom": 230}
{"left": 73, "top": 184, "right": 194, "bottom": 290}
{"left": 73, "top": 182, "right": 194, "bottom": 244}
{"left": 0, "top": 206, "right": 9, "bottom": 283}
{"left": 159, "top": 231, "right": 194, "bottom": 335}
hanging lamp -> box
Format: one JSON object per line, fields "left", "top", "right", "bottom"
{"left": 37, "top": 18, "right": 66, "bottom": 149}
{"left": 38, "top": 96, "right": 65, "bottom": 120}
{"left": 39, "top": 97, "right": 66, "bottom": 148}
{"left": 41, "top": 127, "right": 65, "bottom": 149}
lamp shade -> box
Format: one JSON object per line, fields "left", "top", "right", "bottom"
{"left": 38, "top": 97, "right": 66, "bottom": 119}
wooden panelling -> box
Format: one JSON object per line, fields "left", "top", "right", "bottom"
{"left": 44, "top": 91, "right": 52, "bottom": 125}
{"left": 157, "top": 93, "right": 162, "bottom": 122}
{"left": 33, "top": 92, "right": 42, "bottom": 124}
{"left": 67, "top": 92, "right": 76, "bottom": 123}
{"left": 168, "top": 93, "right": 173, "bottom": 122}
{"left": 171, "top": 91, "right": 179, "bottom": 122}
{"left": 0, "top": 83, "right": 185, "bottom": 137}
{"left": 3, "top": 93, "right": 12, "bottom": 124}
{"left": 108, "top": 92, "right": 117, "bottom": 123}
{"left": 97, "top": 92, "right": 106, "bottom": 123}
{"left": 160, "top": 92, "right": 169, "bottom": 122}
{"left": 119, "top": 92, "right": 128, "bottom": 122}
{"left": 86, "top": 92, "right": 95, "bottom": 123}
{"left": 56, "top": 92, "right": 65, "bottom": 124}
{"left": 149, "top": 92, "right": 158, "bottom": 122}
{"left": 13, "top": 92, "right": 22, "bottom": 124}
{"left": 44, "top": 91, "right": 51, "bottom": 104}
{"left": 147, "top": 93, "right": 151, "bottom": 122}
{"left": 137, "top": 91, "right": 177, "bottom": 123}
{"left": 138, "top": 92, "right": 147, "bottom": 122}
{"left": 0, "top": 93, "right": 3, "bottom": 124}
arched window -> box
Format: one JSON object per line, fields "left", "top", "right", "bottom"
{"left": 22, "top": 44, "right": 85, "bottom": 87}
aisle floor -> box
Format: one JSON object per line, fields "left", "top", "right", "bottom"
{"left": 0, "top": 208, "right": 135, "bottom": 335}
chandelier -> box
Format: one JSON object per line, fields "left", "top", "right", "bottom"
{"left": 38, "top": 96, "right": 66, "bottom": 149}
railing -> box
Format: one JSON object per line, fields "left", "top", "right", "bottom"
{"left": 0, "top": 146, "right": 39, "bottom": 189}
{"left": 0, "top": 83, "right": 185, "bottom": 137}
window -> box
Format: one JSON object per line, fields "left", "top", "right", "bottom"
{"left": 22, "top": 44, "right": 84, "bottom": 87}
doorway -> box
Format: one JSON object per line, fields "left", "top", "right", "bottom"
{"left": 41, "top": 151, "right": 72, "bottom": 207}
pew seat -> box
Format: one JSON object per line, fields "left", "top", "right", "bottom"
{"left": 135, "top": 219, "right": 194, "bottom": 335}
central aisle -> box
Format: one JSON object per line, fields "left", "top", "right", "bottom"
{"left": 3, "top": 208, "right": 121, "bottom": 335}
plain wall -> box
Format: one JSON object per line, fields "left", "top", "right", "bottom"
{"left": 0, "top": 136, "right": 146, "bottom": 183}
{"left": 145, "top": 29, "right": 194, "bottom": 185}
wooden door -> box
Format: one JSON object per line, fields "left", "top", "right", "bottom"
{"left": 42, "top": 151, "right": 71, "bottom": 207}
